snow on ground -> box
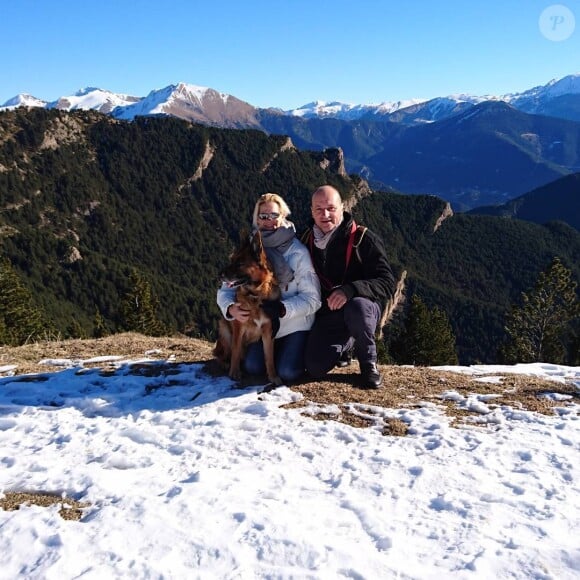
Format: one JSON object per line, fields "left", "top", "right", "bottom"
{"left": 0, "top": 359, "right": 578, "bottom": 579}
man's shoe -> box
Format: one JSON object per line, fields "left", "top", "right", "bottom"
{"left": 335, "top": 348, "right": 353, "bottom": 368}
{"left": 360, "top": 362, "right": 382, "bottom": 389}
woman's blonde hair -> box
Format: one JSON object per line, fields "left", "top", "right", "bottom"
{"left": 252, "top": 193, "right": 291, "bottom": 228}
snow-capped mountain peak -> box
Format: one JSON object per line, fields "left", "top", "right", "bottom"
{"left": 286, "top": 98, "right": 430, "bottom": 121}
{"left": 2, "top": 72, "right": 580, "bottom": 125}
{"left": 75, "top": 87, "right": 101, "bottom": 96}
{"left": 543, "top": 73, "right": 580, "bottom": 97}
{"left": 0, "top": 93, "right": 47, "bottom": 110}
{"left": 172, "top": 82, "right": 225, "bottom": 102}
{"left": 498, "top": 74, "right": 580, "bottom": 115}
{"left": 47, "top": 87, "right": 141, "bottom": 114}
{"left": 112, "top": 82, "right": 259, "bottom": 127}
{"left": 503, "top": 74, "right": 580, "bottom": 102}
{"left": 288, "top": 100, "right": 355, "bottom": 118}
{"left": 372, "top": 98, "right": 427, "bottom": 114}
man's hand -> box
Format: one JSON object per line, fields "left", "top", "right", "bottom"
{"left": 327, "top": 288, "right": 348, "bottom": 311}
{"left": 227, "top": 303, "right": 251, "bottom": 322}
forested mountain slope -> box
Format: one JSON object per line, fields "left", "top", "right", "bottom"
{"left": 1, "top": 108, "right": 578, "bottom": 362}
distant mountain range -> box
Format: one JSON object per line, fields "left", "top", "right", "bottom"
{"left": 468, "top": 173, "right": 580, "bottom": 230}
{"left": 5, "top": 74, "right": 580, "bottom": 124}
{"left": 1, "top": 84, "right": 262, "bottom": 129}
{"left": 285, "top": 74, "right": 580, "bottom": 124}
{"left": 3, "top": 74, "right": 580, "bottom": 209}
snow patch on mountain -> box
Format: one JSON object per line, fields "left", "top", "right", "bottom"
{"left": 2, "top": 73, "right": 580, "bottom": 124}
{"left": 285, "top": 75, "right": 580, "bottom": 123}
{"left": 503, "top": 74, "right": 580, "bottom": 114}
{"left": 0, "top": 93, "right": 47, "bottom": 110}
{"left": 113, "top": 82, "right": 259, "bottom": 127}
{"left": 505, "top": 74, "right": 580, "bottom": 102}
{"left": 287, "top": 98, "right": 427, "bottom": 120}
{"left": 47, "top": 87, "right": 141, "bottom": 114}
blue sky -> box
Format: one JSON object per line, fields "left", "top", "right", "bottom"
{"left": 2, "top": 0, "right": 579, "bottom": 109}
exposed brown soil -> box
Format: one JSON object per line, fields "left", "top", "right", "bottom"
{"left": 0, "top": 492, "right": 89, "bottom": 521}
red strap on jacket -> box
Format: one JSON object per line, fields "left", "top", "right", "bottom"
{"left": 344, "top": 220, "right": 358, "bottom": 270}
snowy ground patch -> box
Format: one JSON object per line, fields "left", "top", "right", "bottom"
{"left": 0, "top": 358, "right": 578, "bottom": 579}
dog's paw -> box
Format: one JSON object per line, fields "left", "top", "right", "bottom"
{"left": 229, "top": 369, "right": 242, "bottom": 381}
{"left": 268, "top": 375, "right": 283, "bottom": 386}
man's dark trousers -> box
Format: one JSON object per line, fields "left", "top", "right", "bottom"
{"left": 305, "top": 297, "right": 381, "bottom": 378}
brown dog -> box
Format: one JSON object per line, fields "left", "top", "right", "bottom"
{"left": 213, "top": 231, "right": 282, "bottom": 385}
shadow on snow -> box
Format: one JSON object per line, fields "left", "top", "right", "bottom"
{"left": 0, "top": 360, "right": 269, "bottom": 418}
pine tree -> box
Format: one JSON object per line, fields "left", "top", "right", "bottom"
{"left": 93, "top": 309, "right": 108, "bottom": 338}
{"left": 0, "top": 258, "right": 50, "bottom": 345}
{"left": 376, "top": 338, "right": 393, "bottom": 364}
{"left": 0, "top": 315, "right": 8, "bottom": 346}
{"left": 568, "top": 330, "right": 580, "bottom": 366}
{"left": 120, "top": 269, "right": 166, "bottom": 336}
{"left": 501, "top": 257, "right": 579, "bottom": 364}
{"left": 66, "top": 319, "right": 87, "bottom": 339}
{"left": 393, "top": 295, "right": 458, "bottom": 366}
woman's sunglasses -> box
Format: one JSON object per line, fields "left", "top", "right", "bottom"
{"left": 258, "top": 212, "right": 280, "bottom": 220}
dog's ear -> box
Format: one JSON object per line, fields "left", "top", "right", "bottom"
{"left": 251, "top": 230, "right": 262, "bottom": 251}
{"left": 251, "top": 231, "right": 268, "bottom": 267}
{"left": 238, "top": 228, "right": 252, "bottom": 246}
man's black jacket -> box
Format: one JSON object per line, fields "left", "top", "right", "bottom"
{"left": 302, "top": 212, "right": 395, "bottom": 312}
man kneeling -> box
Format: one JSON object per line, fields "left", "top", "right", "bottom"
{"left": 302, "top": 185, "right": 395, "bottom": 388}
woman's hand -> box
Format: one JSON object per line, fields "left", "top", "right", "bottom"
{"left": 227, "top": 303, "right": 251, "bottom": 322}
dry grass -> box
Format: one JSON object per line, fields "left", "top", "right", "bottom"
{"left": 285, "top": 362, "right": 578, "bottom": 428}
{"left": 0, "top": 332, "right": 214, "bottom": 375}
{"left": 0, "top": 333, "right": 577, "bottom": 518}
{"left": 0, "top": 492, "right": 90, "bottom": 521}
{"left": 1, "top": 334, "right": 577, "bottom": 428}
